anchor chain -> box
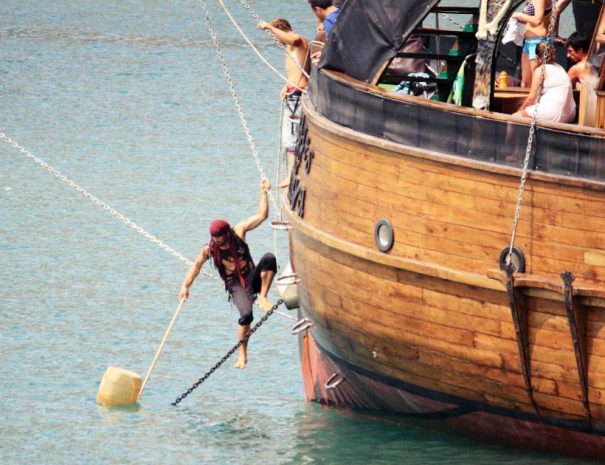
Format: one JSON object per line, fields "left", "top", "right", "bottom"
{"left": 172, "top": 299, "right": 284, "bottom": 406}
{"left": 197, "top": 0, "right": 279, "bottom": 214}
{"left": 505, "top": 10, "right": 559, "bottom": 265}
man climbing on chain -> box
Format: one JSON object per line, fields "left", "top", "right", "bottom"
{"left": 179, "top": 179, "right": 276, "bottom": 369}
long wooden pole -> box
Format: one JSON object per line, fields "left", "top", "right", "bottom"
{"left": 137, "top": 299, "right": 186, "bottom": 401}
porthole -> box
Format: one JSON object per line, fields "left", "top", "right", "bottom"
{"left": 498, "top": 246, "right": 525, "bottom": 273}
{"left": 374, "top": 219, "right": 394, "bottom": 253}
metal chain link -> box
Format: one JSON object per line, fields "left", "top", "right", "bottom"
{"left": 172, "top": 299, "right": 284, "bottom": 406}
{"left": 198, "top": 0, "right": 279, "bottom": 214}
{"left": 0, "top": 132, "right": 224, "bottom": 279}
{"left": 441, "top": 12, "right": 466, "bottom": 30}
{"left": 506, "top": 8, "right": 559, "bottom": 263}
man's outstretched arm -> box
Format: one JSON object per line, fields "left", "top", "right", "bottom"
{"left": 180, "top": 245, "right": 210, "bottom": 300}
{"left": 234, "top": 179, "right": 270, "bottom": 239}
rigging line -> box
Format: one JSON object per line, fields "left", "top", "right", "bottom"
{"left": 236, "top": 0, "right": 311, "bottom": 81}
{"left": 0, "top": 131, "right": 219, "bottom": 280}
{"left": 196, "top": 0, "right": 279, "bottom": 214}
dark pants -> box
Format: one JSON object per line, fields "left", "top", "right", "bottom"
{"left": 572, "top": 0, "right": 600, "bottom": 39}
{"left": 228, "top": 253, "right": 277, "bottom": 326}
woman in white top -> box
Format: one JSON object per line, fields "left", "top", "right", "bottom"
{"left": 514, "top": 42, "right": 576, "bottom": 123}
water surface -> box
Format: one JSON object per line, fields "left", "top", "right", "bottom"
{"left": 0, "top": 1, "right": 596, "bottom": 464}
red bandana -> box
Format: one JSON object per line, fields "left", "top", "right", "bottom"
{"left": 208, "top": 219, "right": 246, "bottom": 289}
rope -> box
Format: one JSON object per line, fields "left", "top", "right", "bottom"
{"left": 172, "top": 299, "right": 284, "bottom": 405}
{"left": 506, "top": 8, "right": 559, "bottom": 265}
{"left": 197, "top": 0, "right": 279, "bottom": 215}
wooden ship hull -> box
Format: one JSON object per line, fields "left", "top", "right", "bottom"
{"left": 281, "top": 0, "right": 605, "bottom": 458}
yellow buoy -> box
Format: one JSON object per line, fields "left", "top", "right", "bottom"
{"left": 96, "top": 298, "right": 187, "bottom": 405}
{"left": 97, "top": 366, "right": 142, "bottom": 406}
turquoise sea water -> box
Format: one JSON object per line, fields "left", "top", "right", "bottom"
{"left": 0, "top": 1, "right": 599, "bottom": 464}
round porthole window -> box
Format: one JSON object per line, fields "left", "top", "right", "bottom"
{"left": 498, "top": 246, "right": 525, "bottom": 273}
{"left": 374, "top": 219, "right": 394, "bottom": 252}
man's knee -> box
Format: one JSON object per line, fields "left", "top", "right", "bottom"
{"left": 259, "top": 253, "right": 277, "bottom": 273}
{"left": 238, "top": 313, "right": 253, "bottom": 326}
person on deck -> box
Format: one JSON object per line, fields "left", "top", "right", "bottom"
{"left": 513, "top": 42, "right": 576, "bottom": 123}
{"left": 257, "top": 18, "right": 309, "bottom": 187}
{"left": 512, "top": 0, "right": 554, "bottom": 88}
{"left": 308, "top": 0, "right": 340, "bottom": 38}
{"left": 555, "top": 0, "right": 601, "bottom": 42}
{"left": 565, "top": 31, "right": 590, "bottom": 89}
{"left": 179, "top": 179, "right": 277, "bottom": 369}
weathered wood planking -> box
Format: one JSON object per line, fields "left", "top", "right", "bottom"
{"left": 297, "top": 110, "right": 605, "bottom": 282}
{"left": 291, "top": 220, "right": 605, "bottom": 421}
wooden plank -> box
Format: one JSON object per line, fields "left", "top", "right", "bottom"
{"left": 311, "top": 121, "right": 605, "bottom": 213}
{"left": 304, "top": 147, "right": 605, "bottom": 280}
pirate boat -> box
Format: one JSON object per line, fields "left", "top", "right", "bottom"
{"left": 281, "top": 0, "right": 605, "bottom": 459}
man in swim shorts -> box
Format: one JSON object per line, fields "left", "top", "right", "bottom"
{"left": 180, "top": 179, "right": 277, "bottom": 369}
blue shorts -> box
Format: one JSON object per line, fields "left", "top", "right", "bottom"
{"left": 522, "top": 37, "right": 550, "bottom": 60}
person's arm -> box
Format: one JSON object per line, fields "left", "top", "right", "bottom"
{"left": 518, "top": 67, "right": 543, "bottom": 111}
{"left": 180, "top": 245, "right": 210, "bottom": 300}
{"left": 257, "top": 21, "right": 304, "bottom": 47}
{"left": 512, "top": 0, "right": 547, "bottom": 27}
{"left": 568, "top": 62, "right": 582, "bottom": 88}
{"left": 233, "top": 179, "right": 270, "bottom": 239}
{"left": 554, "top": 0, "right": 571, "bottom": 16}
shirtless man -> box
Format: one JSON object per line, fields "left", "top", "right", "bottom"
{"left": 565, "top": 31, "right": 589, "bottom": 89}
{"left": 180, "top": 179, "right": 276, "bottom": 369}
{"left": 258, "top": 19, "right": 309, "bottom": 187}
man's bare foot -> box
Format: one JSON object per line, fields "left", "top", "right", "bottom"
{"left": 257, "top": 296, "right": 273, "bottom": 312}
{"left": 277, "top": 178, "right": 290, "bottom": 188}
{"left": 234, "top": 355, "right": 247, "bottom": 369}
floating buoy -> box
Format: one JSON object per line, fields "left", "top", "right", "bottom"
{"left": 96, "top": 299, "right": 187, "bottom": 406}
{"left": 276, "top": 262, "right": 300, "bottom": 310}
{"left": 97, "top": 366, "right": 142, "bottom": 406}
